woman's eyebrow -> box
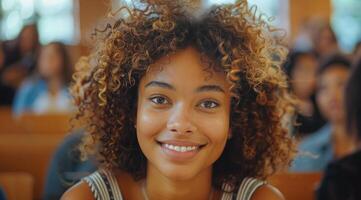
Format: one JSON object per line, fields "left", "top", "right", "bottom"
{"left": 145, "top": 81, "right": 175, "bottom": 90}
{"left": 196, "top": 85, "right": 225, "bottom": 93}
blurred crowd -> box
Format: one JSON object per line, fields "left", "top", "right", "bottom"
{"left": 0, "top": 24, "right": 73, "bottom": 116}
{"left": 0, "top": 16, "right": 361, "bottom": 200}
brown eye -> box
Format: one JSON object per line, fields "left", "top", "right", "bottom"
{"left": 149, "top": 96, "right": 169, "bottom": 105}
{"left": 199, "top": 100, "right": 219, "bottom": 109}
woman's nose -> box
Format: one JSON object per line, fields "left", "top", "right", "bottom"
{"left": 166, "top": 104, "right": 197, "bottom": 134}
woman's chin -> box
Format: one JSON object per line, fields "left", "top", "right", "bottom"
{"left": 155, "top": 163, "right": 204, "bottom": 182}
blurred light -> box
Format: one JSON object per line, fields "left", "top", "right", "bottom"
{"left": 38, "top": 14, "right": 74, "bottom": 44}
{"left": 210, "top": 0, "right": 235, "bottom": 4}
{"left": 3, "top": 11, "right": 23, "bottom": 39}
{"left": 37, "top": 0, "right": 72, "bottom": 15}
{"left": 332, "top": 0, "right": 361, "bottom": 52}
{"left": 19, "top": 0, "right": 35, "bottom": 19}
{"left": 1, "top": 0, "right": 17, "bottom": 11}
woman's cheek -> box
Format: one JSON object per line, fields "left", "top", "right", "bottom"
{"left": 198, "top": 114, "right": 230, "bottom": 143}
{"left": 137, "top": 106, "right": 168, "bottom": 137}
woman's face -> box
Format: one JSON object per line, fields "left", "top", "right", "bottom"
{"left": 316, "top": 66, "right": 349, "bottom": 124}
{"left": 136, "top": 47, "right": 231, "bottom": 181}
{"left": 291, "top": 54, "right": 318, "bottom": 99}
{"left": 38, "top": 44, "right": 63, "bottom": 79}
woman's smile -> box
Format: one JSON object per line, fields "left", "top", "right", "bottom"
{"left": 156, "top": 139, "right": 208, "bottom": 162}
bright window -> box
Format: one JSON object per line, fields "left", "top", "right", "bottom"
{"left": 331, "top": 0, "right": 361, "bottom": 52}
{"left": 113, "top": 0, "right": 289, "bottom": 32}
{"left": 0, "top": 0, "right": 79, "bottom": 44}
{"left": 210, "top": 0, "right": 290, "bottom": 33}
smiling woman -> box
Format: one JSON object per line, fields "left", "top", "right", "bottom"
{"left": 61, "top": 0, "right": 296, "bottom": 199}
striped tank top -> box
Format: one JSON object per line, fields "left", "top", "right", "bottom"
{"left": 82, "top": 169, "right": 266, "bottom": 200}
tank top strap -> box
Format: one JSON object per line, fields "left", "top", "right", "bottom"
{"left": 82, "top": 169, "right": 123, "bottom": 200}
{"left": 235, "top": 177, "right": 266, "bottom": 200}
{"left": 220, "top": 182, "right": 235, "bottom": 200}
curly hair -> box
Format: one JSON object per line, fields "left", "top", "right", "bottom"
{"left": 71, "top": 0, "right": 296, "bottom": 191}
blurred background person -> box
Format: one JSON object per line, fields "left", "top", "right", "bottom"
{"left": 352, "top": 40, "right": 361, "bottom": 61}
{"left": 283, "top": 51, "right": 326, "bottom": 137}
{"left": 12, "top": 41, "right": 73, "bottom": 116}
{"left": 2, "top": 24, "right": 40, "bottom": 71}
{"left": 43, "top": 130, "right": 97, "bottom": 200}
{"left": 0, "top": 41, "right": 16, "bottom": 106}
{"left": 292, "top": 18, "right": 340, "bottom": 60}
{"left": 290, "top": 55, "right": 356, "bottom": 172}
{"left": 0, "top": 24, "right": 40, "bottom": 106}
{"left": 312, "top": 22, "right": 340, "bottom": 59}
{"left": 317, "top": 56, "right": 361, "bottom": 200}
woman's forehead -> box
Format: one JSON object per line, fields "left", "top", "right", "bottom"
{"left": 142, "top": 47, "right": 228, "bottom": 86}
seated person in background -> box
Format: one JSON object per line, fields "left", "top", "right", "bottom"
{"left": 0, "top": 187, "right": 6, "bottom": 200}
{"left": 0, "top": 24, "right": 40, "bottom": 105}
{"left": 290, "top": 55, "right": 356, "bottom": 172}
{"left": 352, "top": 40, "right": 361, "bottom": 61}
{"left": 61, "top": 0, "right": 296, "bottom": 199}
{"left": 312, "top": 22, "right": 340, "bottom": 60}
{"left": 0, "top": 42, "right": 16, "bottom": 106}
{"left": 12, "top": 42, "right": 73, "bottom": 116}
{"left": 283, "top": 51, "right": 326, "bottom": 137}
{"left": 43, "top": 130, "right": 97, "bottom": 200}
{"left": 317, "top": 56, "right": 361, "bottom": 200}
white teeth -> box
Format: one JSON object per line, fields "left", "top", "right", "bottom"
{"left": 164, "top": 144, "right": 198, "bottom": 152}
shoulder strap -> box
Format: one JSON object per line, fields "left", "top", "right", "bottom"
{"left": 220, "top": 183, "right": 234, "bottom": 200}
{"left": 82, "top": 169, "right": 123, "bottom": 200}
{"left": 235, "top": 177, "right": 265, "bottom": 200}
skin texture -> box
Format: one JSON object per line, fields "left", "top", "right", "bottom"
{"left": 137, "top": 47, "right": 231, "bottom": 199}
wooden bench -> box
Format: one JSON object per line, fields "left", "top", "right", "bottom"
{"left": 0, "top": 106, "right": 80, "bottom": 135}
{"left": 0, "top": 172, "right": 34, "bottom": 200}
{"left": 17, "top": 113, "right": 74, "bottom": 135}
{"left": 0, "top": 107, "right": 25, "bottom": 134}
{"left": 268, "top": 172, "right": 323, "bottom": 200}
{"left": 0, "top": 133, "right": 66, "bottom": 200}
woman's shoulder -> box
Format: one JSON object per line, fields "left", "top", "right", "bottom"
{"left": 61, "top": 168, "right": 132, "bottom": 200}
{"left": 230, "top": 177, "right": 284, "bottom": 200}
{"left": 60, "top": 181, "right": 95, "bottom": 200}
{"left": 250, "top": 184, "right": 285, "bottom": 200}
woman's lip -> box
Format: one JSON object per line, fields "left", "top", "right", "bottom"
{"left": 156, "top": 140, "right": 206, "bottom": 147}
{"left": 159, "top": 143, "right": 202, "bottom": 162}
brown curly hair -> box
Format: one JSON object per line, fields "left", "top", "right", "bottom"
{"left": 71, "top": 0, "right": 296, "bottom": 191}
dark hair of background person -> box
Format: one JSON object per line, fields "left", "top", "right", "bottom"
{"left": 313, "top": 23, "right": 339, "bottom": 59}
{"left": 283, "top": 51, "right": 317, "bottom": 78}
{"left": 2, "top": 23, "right": 40, "bottom": 68}
{"left": 316, "top": 56, "right": 361, "bottom": 200}
{"left": 316, "top": 54, "right": 351, "bottom": 76}
{"left": 283, "top": 50, "right": 326, "bottom": 135}
{"left": 345, "top": 57, "right": 361, "bottom": 139}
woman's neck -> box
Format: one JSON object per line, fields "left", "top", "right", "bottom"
{"left": 144, "top": 165, "right": 214, "bottom": 200}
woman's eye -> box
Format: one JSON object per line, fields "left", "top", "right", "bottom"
{"left": 199, "top": 100, "right": 219, "bottom": 109}
{"left": 149, "top": 96, "right": 169, "bottom": 105}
